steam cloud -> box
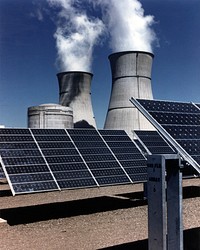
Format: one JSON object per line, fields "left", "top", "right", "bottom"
{"left": 48, "top": 0, "right": 156, "bottom": 71}
{"left": 94, "top": 0, "right": 156, "bottom": 53}
{"left": 47, "top": 0, "right": 105, "bottom": 72}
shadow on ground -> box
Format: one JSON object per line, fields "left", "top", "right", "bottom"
{"left": 99, "top": 227, "right": 200, "bottom": 250}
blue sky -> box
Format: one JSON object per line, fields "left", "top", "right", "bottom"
{"left": 0, "top": 0, "right": 200, "bottom": 128}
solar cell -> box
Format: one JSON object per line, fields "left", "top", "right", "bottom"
{"left": 31, "top": 128, "right": 98, "bottom": 191}
{"left": 0, "top": 128, "right": 149, "bottom": 195}
{"left": 99, "top": 129, "right": 147, "bottom": 183}
{"left": 130, "top": 98, "right": 200, "bottom": 174}
{"left": 134, "top": 130, "right": 175, "bottom": 155}
{"left": 0, "top": 164, "right": 5, "bottom": 178}
{"left": 68, "top": 129, "right": 133, "bottom": 186}
{"left": 0, "top": 129, "right": 60, "bottom": 194}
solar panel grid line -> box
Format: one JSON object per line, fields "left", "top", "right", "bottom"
{"left": 97, "top": 130, "right": 133, "bottom": 184}
{"left": 32, "top": 129, "right": 98, "bottom": 190}
{"left": 29, "top": 129, "right": 61, "bottom": 191}
{"left": 134, "top": 130, "right": 176, "bottom": 155}
{"left": 134, "top": 133, "right": 152, "bottom": 156}
{"left": 130, "top": 98, "right": 200, "bottom": 174}
{"left": 67, "top": 129, "right": 132, "bottom": 187}
{"left": 65, "top": 129, "right": 99, "bottom": 187}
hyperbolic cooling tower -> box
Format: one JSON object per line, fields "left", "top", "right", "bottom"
{"left": 104, "top": 51, "right": 154, "bottom": 136}
{"left": 57, "top": 71, "right": 97, "bottom": 128}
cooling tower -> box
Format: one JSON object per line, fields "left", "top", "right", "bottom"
{"left": 104, "top": 51, "right": 154, "bottom": 136}
{"left": 57, "top": 71, "right": 97, "bottom": 128}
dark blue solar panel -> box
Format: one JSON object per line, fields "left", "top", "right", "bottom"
{"left": 0, "top": 135, "right": 34, "bottom": 142}
{"left": 70, "top": 129, "right": 133, "bottom": 186}
{"left": 9, "top": 172, "right": 54, "bottom": 183}
{"left": 6, "top": 165, "right": 50, "bottom": 174}
{"left": 0, "top": 129, "right": 31, "bottom": 134}
{"left": 131, "top": 98, "right": 200, "bottom": 174}
{"left": 42, "top": 148, "right": 78, "bottom": 156}
{"left": 34, "top": 135, "right": 71, "bottom": 142}
{"left": 31, "top": 129, "right": 67, "bottom": 135}
{"left": 99, "top": 129, "right": 147, "bottom": 183}
{"left": 49, "top": 163, "right": 89, "bottom": 172}
{"left": 12, "top": 181, "right": 58, "bottom": 194}
{"left": 134, "top": 130, "right": 175, "bottom": 155}
{"left": 0, "top": 128, "right": 149, "bottom": 195}
{"left": 0, "top": 149, "right": 42, "bottom": 158}
{"left": 95, "top": 175, "right": 130, "bottom": 185}
{"left": 0, "top": 143, "right": 38, "bottom": 150}
{"left": 87, "top": 161, "right": 122, "bottom": 170}
{"left": 98, "top": 130, "right": 127, "bottom": 136}
{"left": 57, "top": 178, "right": 97, "bottom": 189}
{"left": 67, "top": 129, "right": 99, "bottom": 135}
{"left": 137, "top": 99, "right": 200, "bottom": 113}
{"left": 38, "top": 141, "right": 75, "bottom": 149}
{"left": 0, "top": 165, "right": 5, "bottom": 178}
{"left": 78, "top": 147, "right": 111, "bottom": 155}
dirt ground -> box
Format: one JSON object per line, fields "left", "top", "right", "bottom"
{"left": 0, "top": 179, "right": 199, "bottom": 250}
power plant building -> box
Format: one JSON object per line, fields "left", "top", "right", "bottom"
{"left": 57, "top": 71, "right": 97, "bottom": 129}
{"left": 28, "top": 103, "right": 73, "bottom": 129}
{"left": 104, "top": 51, "right": 155, "bottom": 136}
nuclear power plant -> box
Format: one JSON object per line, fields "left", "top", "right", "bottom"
{"left": 28, "top": 104, "right": 73, "bottom": 129}
{"left": 28, "top": 51, "right": 154, "bottom": 136}
{"left": 104, "top": 51, "right": 154, "bottom": 136}
{"left": 57, "top": 71, "right": 97, "bottom": 128}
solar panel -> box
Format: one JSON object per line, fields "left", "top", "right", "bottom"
{"left": 130, "top": 98, "right": 200, "bottom": 174}
{"left": 0, "top": 129, "right": 60, "bottom": 194}
{"left": 31, "top": 129, "right": 97, "bottom": 190}
{"left": 99, "top": 130, "right": 147, "bottom": 183}
{"left": 0, "top": 164, "right": 5, "bottom": 179}
{"left": 0, "top": 128, "right": 148, "bottom": 195}
{"left": 68, "top": 129, "right": 132, "bottom": 186}
{"left": 134, "top": 130, "right": 176, "bottom": 155}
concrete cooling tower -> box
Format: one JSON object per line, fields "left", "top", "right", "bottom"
{"left": 57, "top": 71, "right": 97, "bottom": 128}
{"left": 104, "top": 51, "right": 154, "bottom": 136}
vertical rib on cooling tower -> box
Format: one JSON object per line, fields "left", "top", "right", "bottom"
{"left": 104, "top": 51, "right": 154, "bottom": 136}
{"left": 57, "top": 71, "right": 97, "bottom": 128}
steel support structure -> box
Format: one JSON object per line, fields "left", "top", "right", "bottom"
{"left": 147, "top": 154, "right": 183, "bottom": 250}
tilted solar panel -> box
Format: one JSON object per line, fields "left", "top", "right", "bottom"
{"left": 0, "top": 164, "right": 5, "bottom": 179}
{"left": 134, "top": 130, "right": 176, "bottom": 155}
{"left": 68, "top": 129, "right": 132, "bottom": 186}
{"left": 31, "top": 129, "right": 97, "bottom": 190}
{"left": 0, "top": 129, "right": 60, "bottom": 194}
{"left": 0, "top": 128, "right": 148, "bottom": 195}
{"left": 99, "top": 130, "right": 147, "bottom": 183}
{"left": 130, "top": 98, "right": 200, "bottom": 174}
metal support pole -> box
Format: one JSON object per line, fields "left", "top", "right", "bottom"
{"left": 147, "top": 155, "right": 167, "bottom": 250}
{"left": 166, "top": 159, "right": 183, "bottom": 250}
{"left": 147, "top": 154, "right": 183, "bottom": 250}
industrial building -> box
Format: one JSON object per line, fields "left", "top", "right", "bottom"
{"left": 28, "top": 51, "right": 154, "bottom": 136}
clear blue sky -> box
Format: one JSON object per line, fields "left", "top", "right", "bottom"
{"left": 0, "top": 0, "right": 200, "bottom": 128}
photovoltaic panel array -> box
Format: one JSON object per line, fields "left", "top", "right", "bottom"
{"left": 134, "top": 130, "right": 176, "bottom": 155}
{"left": 130, "top": 98, "right": 200, "bottom": 174}
{"left": 0, "top": 128, "right": 147, "bottom": 195}
{"left": 99, "top": 130, "right": 148, "bottom": 183}
{"left": 0, "top": 129, "right": 60, "bottom": 194}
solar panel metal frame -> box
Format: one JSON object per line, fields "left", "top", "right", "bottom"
{"left": 130, "top": 98, "right": 200, "bottom": 174}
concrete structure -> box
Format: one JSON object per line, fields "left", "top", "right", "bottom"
{"left": 104, "top": 51, "right": 154, "bottom": 136}
{"left": 57, "top": 71, "right": 97, "bottom": 128}
{"left": 28, "top": 103, "right": 73, "bottom": 129}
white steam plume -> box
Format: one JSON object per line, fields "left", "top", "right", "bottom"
{"left": 93, "top": 0, "right": 157, "bottom": 53}
{"left": 48, "top": 0, "right": 105, "bottom": 72}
